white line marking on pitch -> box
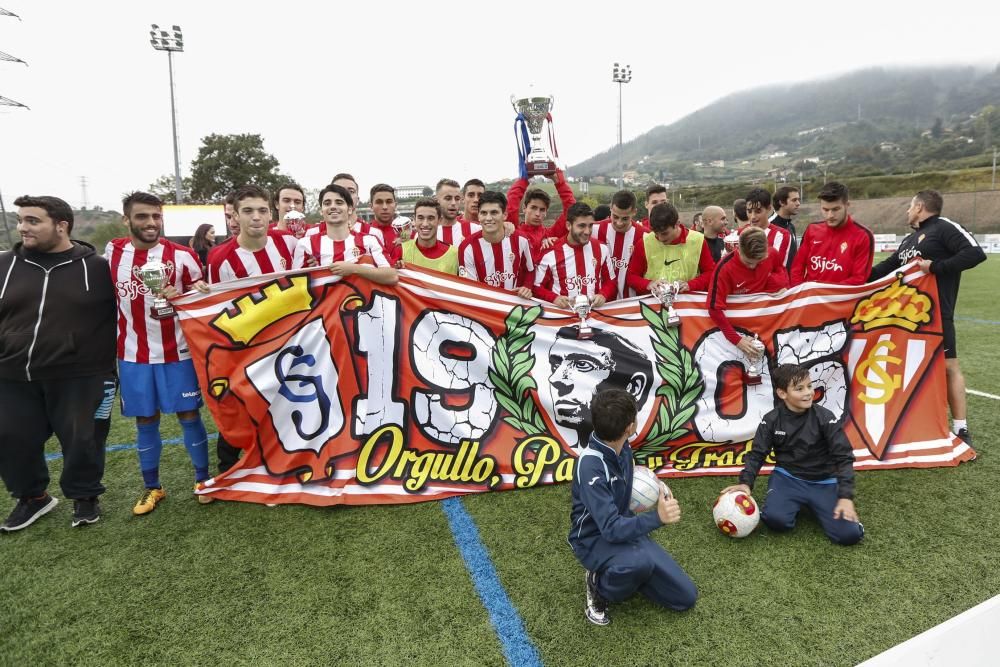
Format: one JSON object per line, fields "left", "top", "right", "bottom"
{"left": 968, "top": 389, "right": 1000, "bottom": 401}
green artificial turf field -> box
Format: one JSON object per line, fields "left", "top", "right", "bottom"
{"left": 1, "top": 256, "right": 996, "bottom": 666}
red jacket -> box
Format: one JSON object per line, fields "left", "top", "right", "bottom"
{"left": 707, "top": 248, "right": 788, "bottom": 345}
{"left": 506, "top": 169, "right": 575, "bottom": 259}
{"left": 789, "top": 216, "right": 874, "bottom": 286}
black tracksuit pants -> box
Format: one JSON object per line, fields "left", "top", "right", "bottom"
{"left": 0, "top": 375, "right": 116, "bottom": 500}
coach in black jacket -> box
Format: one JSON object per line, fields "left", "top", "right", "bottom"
{"left": 0, "top": 195, "right": 117, "bottom": 532}
{"left": 870, "top": 190, "right": 986, "bottom": 444}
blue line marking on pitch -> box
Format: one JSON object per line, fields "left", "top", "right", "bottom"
{"left": 44, "top": 434, "right": 218, "bottom": 461}
{"left": 955, "top": 315, "right": 1000, "bottom": 325}
{"left": 441, "top": 497, "right": 542, "bottom": 667}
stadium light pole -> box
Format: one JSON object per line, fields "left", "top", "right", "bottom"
{"left": 149, "top": 24, "right": 184, "bottom": 204}
{"left": 612, "top": 63, "right": 632, "bottom": 188}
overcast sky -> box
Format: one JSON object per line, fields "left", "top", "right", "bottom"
{"left": 0, "top": 0, "right": 997, "bottom": 212}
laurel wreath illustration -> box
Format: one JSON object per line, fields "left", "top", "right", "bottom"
{"left": 638, "top": 302, "right": 704, "bottom": 463}
{"left": 489, "top": 305, "right": 547, "bottom": 435}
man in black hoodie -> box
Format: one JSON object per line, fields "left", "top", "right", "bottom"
{"left": 0, "top": 195, "right": 117, "bottom": 531}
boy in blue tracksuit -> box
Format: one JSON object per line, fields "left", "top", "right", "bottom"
{"left": 720, "top": 363, "right": 864, "bottom": 545}
{"left": 568, "top": 388, "right": 697, "bottom": 626}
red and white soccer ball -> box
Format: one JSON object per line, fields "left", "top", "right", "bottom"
{"left": 630, "top": 466, "right": 670, "bottom": 513}
{"left": 713, "top": 491, "right": 760, "bottom": 538}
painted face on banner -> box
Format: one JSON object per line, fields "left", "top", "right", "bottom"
{"left": 538, "top": 324, "right": 655, "bottom": 448}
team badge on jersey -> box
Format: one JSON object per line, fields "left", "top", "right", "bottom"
{"left": 840, "top": 242, "right": 848, "bottom": 254}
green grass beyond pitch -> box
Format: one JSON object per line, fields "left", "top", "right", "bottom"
{"left": 0, "top": 257, "right": 998, "bottom": 666}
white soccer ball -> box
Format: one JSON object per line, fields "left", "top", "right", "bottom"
{"left": 712, "top": 491, "right": 760, "bottom": 538}
{"left": 630, "top": 466, "right": 669, "bottom": 513}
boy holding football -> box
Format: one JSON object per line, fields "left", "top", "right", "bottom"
{"left": 569, "top": 388, "right": 697, "bottom": 626}
{"left": 720, "top": 363, "right": 864, "bottom": 545}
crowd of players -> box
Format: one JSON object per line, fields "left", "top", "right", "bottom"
{"left": 0, "top": 169, "right": 986, "bottom": 538}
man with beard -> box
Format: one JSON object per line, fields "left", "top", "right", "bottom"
{"left": 436, "top": 178, "right": 481, "bottom": 247}
{"left": 700, "top": 206, "right": 728, "bottom": 263}
{"left": 533, "top": 203, "right": 617, "bottom": 308}
{"left": 789, "top": 182, "right": 873, "bottom": 286}
{"left": 0, "top": 195, "right": 117, "bottom": 530}
{"left": 547, "top": 327, "right": 654, "bottom": 449}
{"left": 104, "top": 192, "right": 213, "bottom": 515}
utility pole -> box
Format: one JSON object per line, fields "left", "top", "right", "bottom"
{"left": 992, "top": 146, "right": 998, "bottom": 190}
{"left": 80, "top": 176, "right": 89, "bottom": 210}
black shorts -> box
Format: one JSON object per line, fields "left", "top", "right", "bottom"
{"left": 943, "top": 318, "right": 956, "bottom": 359}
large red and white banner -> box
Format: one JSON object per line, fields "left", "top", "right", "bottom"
{"left": 175, "top": 262, "right": 974, "bottom": 506}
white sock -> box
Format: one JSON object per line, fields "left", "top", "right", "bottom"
{"left": 952, "top": 419, "right": 967, "bottom": 434}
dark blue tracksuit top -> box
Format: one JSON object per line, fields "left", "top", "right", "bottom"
{"left": 568, "top": 434, "right": 663, "bottom": 570}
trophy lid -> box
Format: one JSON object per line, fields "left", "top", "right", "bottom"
{"left": 284, "top": 210, "right": 306, "bottom": 221}
{"left": 391, "top": 215, "right": 411, "bottom": 231}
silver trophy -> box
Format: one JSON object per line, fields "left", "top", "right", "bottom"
{"left": 745, "top": 335, "right": 766, "bottom": 386}
{"left": 511, "top": 93, "right": 558, "bottom": 177}
{"left": 653, "top": 281, "right": 681, "bottom": 327}
{"left": 283, "top": 210, "right": 307, "bottom": 238}
{"left": 573, "top": 294, "right": 593, "bottom": 340}
{"left": 138, "top": 260, "right": 175, "bottom": 319}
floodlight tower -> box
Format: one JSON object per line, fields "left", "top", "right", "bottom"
{"left": 612, "top": 63, "right": 632, "bottom": 188}
{"left": 149, "top": 24, "right": 185, "bottom": 203}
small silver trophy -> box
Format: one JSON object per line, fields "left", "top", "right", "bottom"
{"left": 283, "top": 210, "right": 307, "bottom": 238}
{"left": 511, "top": 92, "right": 558, "bottom": 177}
{"left": 138, "top": 260, "right": 175, "bottom": 320}
{"left": 573, "top": 294, "right": 592, "bottom": 340}
{"left": 653, "top": 281, "right": 681, "bottom": 327}
{"left": 745, "top": 334, "right": 766, "bottom": 386}
{"left": 392, "top": 216, "right": 412, "bottom": 242}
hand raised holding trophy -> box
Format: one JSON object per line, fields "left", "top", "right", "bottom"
{"left": 512, "top": 91, "right": 559, "bottom": 178}
{"left": 138, "top": 261, "right": 176, "bottom": 320}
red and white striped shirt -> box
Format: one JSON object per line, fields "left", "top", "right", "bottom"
{"left": 764, "top": 223, "right": 792, "bottom": 269}
{"left": 291, "top": 231, "right": 390, "bottom": 269}
{"left": 438, "top": 219, "right": 482, "bottom": 247}
{"left": 532, "top": 238, "right": 617, "bottom": 303}
{"left": 207, "top": 231, "right": 298, "bottom": 283}
{"left": 306, "top": 220, "right": 386, "bottom": 247}
{"left": 104, "top": 238, "right": 202, "bottom": 364}
{"left": 593, "top": 218, "right": 644, "bottom": 300}
{"left": 458, "top": 231, "right": 534, "bottom": 290}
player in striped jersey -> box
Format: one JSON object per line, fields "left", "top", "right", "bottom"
{"left": 746, "top": 187, "right": 792, "bottom": 272}
{"left": 458, "top": 191, "right": 534, "bottom": 298}
{"left": 207, "top": 185, "right": 298, "bottom": 283}
{"left": 291, "top": 183, "right": 397, "bottom": 285}
{"left": 369, "top": 183, "right": 401, "bottom": 249}
{"left": 592, "top": 190, "right": 645, "bottom": 300}
{"left": 533, "top": 203, "right": 617, "bottom": 308}
{"left": 436, "top": 178, "right": 481, "bottom": 247}
{"left": 106, "top": 192, "right": 212, "bottom": 515}
{"left": 304, "top": 173, "right": 387, "bottom": 246}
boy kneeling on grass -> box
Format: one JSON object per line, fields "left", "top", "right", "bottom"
{"left": 720, "top": 363, "right": 864, "bottom": 545}
{"left": 568, "top": 388, "right": 697, "bottom": 626}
